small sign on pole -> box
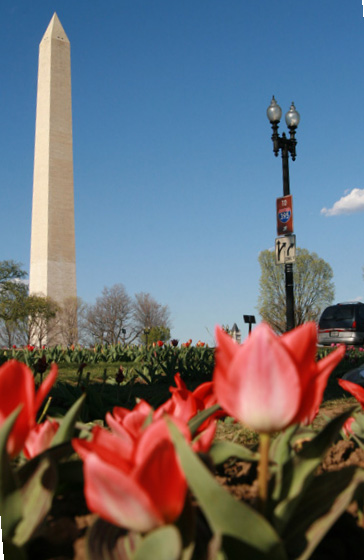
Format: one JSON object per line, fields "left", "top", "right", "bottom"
{"left": 243, "top": 315, "right": 256, "bottom": 335}
{"left": 275, "top": 235, "right": 296, "bottom": 265}
{"left": 277, "top": 195, "right": 293, "bottom": 235}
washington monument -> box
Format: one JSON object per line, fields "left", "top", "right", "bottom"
{"left": 29, "top": 14, "right": 77, "bottom": 341}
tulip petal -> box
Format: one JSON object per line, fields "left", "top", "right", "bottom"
{"left": 192, "top": 420, "right": 217, "bottom": 453}
{"left": 172, "top": 373, "right": 186, "bottom": 391}
{"left": 293, "top": 345, "right": 346, "bottom": 425}
{"left": 23, "top": 419, "right": 59, "bottom": 459}
{"left": 74, "top": 426, "right": 133, "bottom": 470}
{"left": 135, "top": 420, "right": 187, "bottom": 524}
{"left": 83, "top": 454, "right": 163, "bottom": 532}
{"left": 338, "top": 378, "right": 364, "bottom": 408}
{"left": 281, "top": 322, "right": 317, "bottom": 373}
{"left": 214, "top": 324, "right": 301, "bottom": 432}
{"left": 214, "top": 327, "right": 239, "bottom": 382}
{"left": 193, "top": 381, "right": 215, "bottom": 402}
{"left": 0, "top": 361, "right": 35, "bottom": 456}
{"left": 109, "top": 401, "right": 153, "bottom": 439}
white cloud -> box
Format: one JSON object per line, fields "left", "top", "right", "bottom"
{"left": 321, "top": 188, "right": 364, "bottom": 216}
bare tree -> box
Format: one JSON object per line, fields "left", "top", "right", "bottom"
{"left": 133, "top": 292, "right": 171, "bottom": 342}
{"left": 56, "top": 297, "right": 85, "bottom": 346}
{"left": 83, "top": 284, "right": 133, "bottom": 345}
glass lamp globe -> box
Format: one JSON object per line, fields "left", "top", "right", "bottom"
{"left": 285, "top": 103, "right": 300, "bottom": 129}
{"left": 266, "top": 96, "right": 282, "bottom": 124}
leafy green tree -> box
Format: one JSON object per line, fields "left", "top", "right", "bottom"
{"left": 257, "top": 248, "right": 335, "bottom": 333}
{"left": 140, "top": 325, "right": 171, "bottom": 345}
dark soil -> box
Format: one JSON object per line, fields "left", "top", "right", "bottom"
{"left": 26, "top": 405, "right": 364, "bottom": 560}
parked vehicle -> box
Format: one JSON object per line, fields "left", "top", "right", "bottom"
{"left": 318, "top": 302, "right": 364, "bottom": 346}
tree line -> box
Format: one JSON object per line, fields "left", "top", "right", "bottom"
{"left": 1, "top": 247, "right": 337, "bottom": 346}
{"left": 0, "top": 260, "right": 171, "bottom": 347}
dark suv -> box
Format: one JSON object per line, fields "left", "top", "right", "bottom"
{"left": 318, "top": 302, "right": 364, "bottom": 346}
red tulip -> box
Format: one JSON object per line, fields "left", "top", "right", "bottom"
{"left": 337, "top": 378, "right": 364, "bottom": 436}
{"left": 72, "top": 418, "right": 188, "bottom": 532}
{"left": 23, "top": 419, "right": 59, "bottom": 459}
{"left": 156, "top": 373, "right": 223, "bottom": 434}
{"left": 214, "top": 323, "right": 345, "bottom": 433}
{"left": 0, "top": 360, "right": 57, "bottom": 457}
{"left": 157, "top": 340, "right": 164, "bottom": 347}
{"left": 106, "top": 400, "right": 153, "bottom": 443}
{"left": 157, "top": 374, "right": 198, "bottom": 424}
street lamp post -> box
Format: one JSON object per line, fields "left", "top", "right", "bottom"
{"left": 267, "top": 96, "right": 300, "bottom": 332}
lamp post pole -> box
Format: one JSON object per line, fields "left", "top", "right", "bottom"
{"left": 267, "top": 96, "right": 300, "bottom": 332}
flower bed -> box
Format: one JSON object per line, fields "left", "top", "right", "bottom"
{"left": 2, "top": 323, "right": 364, "bottom": 559}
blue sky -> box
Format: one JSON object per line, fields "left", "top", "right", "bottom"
{"left": 1, "top": 0, "right": 364, "bottom": 345}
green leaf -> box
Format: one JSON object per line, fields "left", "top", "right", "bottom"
{"left": 168, "top": 420, "right": 287, "bottom": 560}
{"left": 51, "top": 393, "right": 86, "bottom": 446}
{"left": 188, "top": 404, "right": 221, "bottom": 437}
{"left": 13, "top": 456, "right": 57, "bottom": 546}
{"left": 283, "top": 467, "right": 364, "bottom": 560}
{"left": 133, "top": 525, "right": 182, "bottom": 560}
{"left": 209, "top": 441, "right": 259, "bottom": 465}
{"left": 86, "top": 518, "right": 141, "bottom": 560}
{"left": 269, "top": 425, "right": 298, "bottom": 467}
{"left": 273, "top": 408, "right": 354, "bottom": 533}
{"left": 0, "top": 407, "right": 23, "bottom": 538}
{"left": 270, "top": 424, "right": 301, "bottom": 502}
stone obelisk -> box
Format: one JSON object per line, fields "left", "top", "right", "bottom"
{"left": 29, "top": 13, "right": 76, "bottom": 341}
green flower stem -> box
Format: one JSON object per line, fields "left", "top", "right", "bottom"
{"left": 37, "top": 396, "right": 52, "bottom": 424}
{"left": 257, "top": 432, "right": 270, "bottom": 516}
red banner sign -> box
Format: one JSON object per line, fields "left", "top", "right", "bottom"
{"left": 276, "top": 195, "right": 294, "bottom": 235}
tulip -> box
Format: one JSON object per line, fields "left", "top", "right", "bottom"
{"left": 108, "top": 386, "right": 216, "bottom": 455}
{"left": 214, "top": 322, "right": 345, "bottom": 514}
{"left": 0, "top": 360, "right": 58, "bottom": 457}
{"left": 115, "top": 365, "right": 125, "bottom": 385}
{"left": 23, "top": 419, "right": 59, "bottom": 459}
{"left": 106, "top": 400, "right": 153, "bottom": 443}
{"left": 214, "top": 322, "right": 345, "bottom": 433}
{"left": 157, "top": 373, "right": 223, "bottom": 434}
{"left": 337, "top": 378, "right": 364, "bottom": 436}
{"left": 72, "top": 418, "right": 188, "bottom": 533}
